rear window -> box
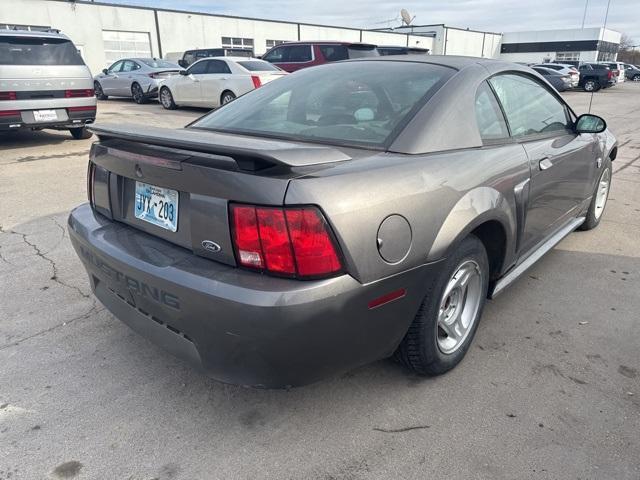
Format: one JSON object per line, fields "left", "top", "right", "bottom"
{"left": 140, "top": 59, "right": 179, "bottom": 68}
{"left": 237, "top": 60, "right": 280, "bottom": 72}
{"left": 0, "top": 36, "right": 84, "bottom": 65}
{"left": 191, "top": 61, "right": 453, "bottom": 148}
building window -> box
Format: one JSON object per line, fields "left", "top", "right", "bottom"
{"left": 102, "top": 30, "right": 151, "bottom": 63}
{"left": 221, "top": 37, "right": 254, "bottom": 49}
{"left": 1, "top": 24, "right": 51, "bottom": 32}
{"left": 555, "top": 52, "right": 580, "bottom": 62}
{"left": 266, "top": 39, "right": 287, "bottom": 50}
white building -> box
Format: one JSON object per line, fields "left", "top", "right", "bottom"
{"left": 0, "top": 0, "right": 622, "bottom": 75}
{"left": 374, "top": 24, "right": 503, "bottom": 59}
{"left": 0, "top": 0, "right": 431, "bottom": 74}
{"left": 500, "top": 27, "right": 621, "bottom": 65}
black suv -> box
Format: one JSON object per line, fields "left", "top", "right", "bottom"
{"left": 578, "top": 63, "right": 615, "bottom": 92}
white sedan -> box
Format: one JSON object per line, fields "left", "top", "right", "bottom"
{"left": 158, "top": 57, "right": 286, "bottom": 110}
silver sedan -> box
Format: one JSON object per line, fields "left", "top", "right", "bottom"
{"left": 93, "top": 58, "right": 180, "bottom": 104}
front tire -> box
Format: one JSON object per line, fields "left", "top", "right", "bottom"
{"left": 160, "top": 87, "right": 177, "bottom": 110}
{"left": 579, "top": 157, "right": 612, "bottom": 231}
{"left": 94, "top": 81, "right": 108, "bottom": 100}
{"left": 69, "top": 127, "right": 92, "bottom": 140}
{"left": 131, "top": 83, "right": 147, "bottom": 104}
{"left": 583, "top": 79, "right": 600, "bottom": 92}
{"left": 220, "top": 90, "right": 236, "bottom": 106}
{"left": 633, "top": 74, "right": 640, "bottom": 82}
{"left": 396, "top": 235, "right": 489, "bottom": 375}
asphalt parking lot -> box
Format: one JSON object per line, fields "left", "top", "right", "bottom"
{"left": 1, "top": 84, "right": 639, "bottom": 480}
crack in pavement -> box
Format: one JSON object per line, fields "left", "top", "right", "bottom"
{"left": 0, "top": 300, "right": 103, "bottom": 351}
{"left": 0, "top": 225, "right": 90, "bottom": 299}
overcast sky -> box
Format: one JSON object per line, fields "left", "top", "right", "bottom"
{"left": 102, "top": 0, "right": 639, "bottom": 42}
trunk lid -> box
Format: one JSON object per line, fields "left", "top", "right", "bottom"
{"left": 88, "top": 124, "right": 354, "bottom": 267}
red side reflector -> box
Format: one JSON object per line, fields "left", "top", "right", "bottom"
{"left": 0, "top": 91, "right": 17, "bottom": 101}
{"left": 368, "top": 289, "right": 407, "bottom": 309}
{"left": 251, "top": 75, "right": 262, "bottom": 88}
{"left": 68, "top": 106, "right": 97, "bottom": 112}
{"left": 0, "top": 110, "right": 20, "bottom": 117}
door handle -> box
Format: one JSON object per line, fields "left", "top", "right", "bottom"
{"left": 539, "top": 157, "right": 553, "bottom": 170}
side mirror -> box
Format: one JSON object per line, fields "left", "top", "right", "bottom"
{"left": 179, "top": 70, "right": 188, "bottom": 76}
{"left": 575, "top": 114, "right": 606, "bottom": 134}
{"left": 102, "top": 68, "right": 108, "bottom": 75}
{"left": 178, "top": 60, "right": 186, "bottom": 68}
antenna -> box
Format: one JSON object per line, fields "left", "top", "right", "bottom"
{"left": 400, "top": 9, "right": 415, "bottom": 26}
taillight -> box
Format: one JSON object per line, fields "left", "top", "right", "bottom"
{"left": 0, "top": 110, "right": 20, "bottom": 117}
{"left": 0, "top": 91, "right": 17, "bottom": 101}
{"left": 87, "top": 161, "right": 95, "bottom": 206}
{"left": 230, "top": 204, "right": 343, "bottom": 279}
{"left": 251, "top": 75, "right": 262, "bottom": 88}
{"left": 65, "top": 89, "right": 94, "bottom": 98}
{"left": 608, "top": 70, "right": 613, "bottom": 80}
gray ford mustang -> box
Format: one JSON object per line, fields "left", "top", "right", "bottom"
{"left": 69, "top": 56, "right": 617, "bottom": 388}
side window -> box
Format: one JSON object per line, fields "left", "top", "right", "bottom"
{"left": 475, "top": 82, "right": 509, "bottom": 142}
{"left": 121, "top": 60, "right": 139, "bottom": 72}
{"left": 489, "top": 73, "right": 570, "bottom": 138}
{"left": 285, "top": 45, "right": 312, "bottom": 63}
{"left": 187, "top": 60, "right": 208, "bottom": 75}
{"left": 108, "top": 60, "right": 123, "bottom": 73}
{"left": 319, "top": 45, "right": 348, "bottom": 62}
{"left": 183, "top": 52, "right": 195, "bottom": 65}
{"left": 207, "top": 60, "right": 231, "bottom": 74}
{"left": 263, "top": 46, "right": 284, "bottom": 62}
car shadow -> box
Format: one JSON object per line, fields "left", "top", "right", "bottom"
{"left": 0, "top": 128, "right": 75, "bottom": 148}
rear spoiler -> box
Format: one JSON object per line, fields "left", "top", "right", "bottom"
{"left": 89, "top": 124, "right": 352, "bottom": 170}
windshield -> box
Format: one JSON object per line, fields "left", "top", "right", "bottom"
{"left": 0, "top": 36, "right": 84, "bottom": 65}
{"left": 140, "top": 58, "right": 179, "bottom": 69}
{"left": 237, "top": 60, "right": 281, "bottom": 72}
{"left": 191, "top": 61, "right": 453, "bottom": 148}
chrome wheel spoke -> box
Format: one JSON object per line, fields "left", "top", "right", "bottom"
{"left": 437, "top": 260, "right": 483, "bottom": 355}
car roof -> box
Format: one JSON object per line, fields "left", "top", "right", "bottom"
{"left": 197, "top": 56, "right": 261, "bottom": 62}
{"left": 344, "top": 54, "right": 519, "bottom": 72}
{"left": 276, "top": 41, "right": 376, "bottom": 47}
{"left": 0, "top": 28, "right": 70, "bottom": 40}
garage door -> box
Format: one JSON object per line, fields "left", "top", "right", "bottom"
{"left": 102, "top": 30, "right": 151, "bottom": 63}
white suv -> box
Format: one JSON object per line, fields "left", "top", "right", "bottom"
{"left": 0, "top": 28, "right": 96, "bottom": 139}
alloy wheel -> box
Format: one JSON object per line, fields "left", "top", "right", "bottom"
{"left": 437, "top": 260, "right": 483, "bottom": 354}
{"left": 160, "top": 88, "right": 172, "bottom": 108}
{"left": 221, "top": 93, "right": 235, "bottom": 105}
{"left": 594, "top": 167, "right": 611, "bottom": 220}
{"left": 132, "top": 84, "right": 144, "bottom": 103}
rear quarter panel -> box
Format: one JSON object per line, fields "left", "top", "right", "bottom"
{"left": 285, "top": 144, "right": 530, "bottom": 284}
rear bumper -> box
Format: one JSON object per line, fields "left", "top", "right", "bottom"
{"left": 68, "top": 204, "right": 441, "bottom": 387}
{"left": 0, "top": 106, "right": 96, "bottom": 131}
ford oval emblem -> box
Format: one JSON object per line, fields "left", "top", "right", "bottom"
{"left": 201, "top": 240, "right": 222, "bottom": 253}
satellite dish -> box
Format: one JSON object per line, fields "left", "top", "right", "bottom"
{"left": 400, "top": 8, "right": 415, "bottom": 26}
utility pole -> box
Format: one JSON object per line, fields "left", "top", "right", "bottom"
{"left": 581, "top": 0, "right": 589, "bottom": 28}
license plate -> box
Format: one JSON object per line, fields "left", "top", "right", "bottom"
{"left": 134, "top": 182, "right": 179, "bottom": 232}
{"left": 33, "top": 109, "right": 58, "bottom": 122}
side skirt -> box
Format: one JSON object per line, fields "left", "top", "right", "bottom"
{"left": 489, "top": 216, "right": 585, "bottom": 298}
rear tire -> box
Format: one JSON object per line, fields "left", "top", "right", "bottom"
{"left": 69, "top": 127, "right": 92, "bottom": 140}
{"left": 579, "top": 157, "right": 612, "bottom": 231}
{"left": 633, "top": 74, "right": 640, "bottom": 82}
{"left": 220, "top": 90, "right": 236, "bottom": 106}
{"left": 396, "top": 235, "right": 489, "bottom": 376}
{"left": 583, "top": 79, "right": 600, "bottom": 92}
{"left": 131, "top": 83, "right": 147, "bottom": 104}
{"left": 94, "top": 81, "right": 107, "bottom": 100}
{"left": 160, "top": 87, "right": 177, "bottom": 110}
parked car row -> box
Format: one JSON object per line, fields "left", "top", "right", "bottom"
{"left": 93, "top": 41, "right": 431, "bottom": 110}
{"left": 528, "top": 60, "right": 640, "bottom": 92}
